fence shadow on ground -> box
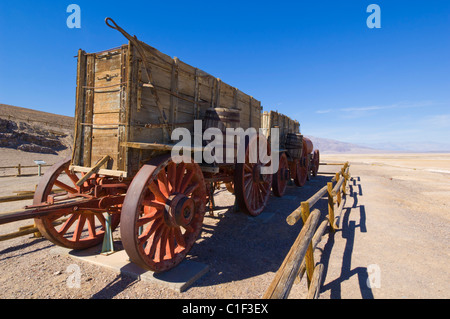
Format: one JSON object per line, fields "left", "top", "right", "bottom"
{"left": 319, "top": 177, "right": 373, "bottom": 299}
{"left": 188, "top": 173, "right": 335, "bottom": 290}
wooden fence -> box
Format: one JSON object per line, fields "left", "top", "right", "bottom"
{"left": 0, "top": 164, "right": 52, "bottom": 178}
{"left": 263, "top": 162, "right": 351, "bottom": 299}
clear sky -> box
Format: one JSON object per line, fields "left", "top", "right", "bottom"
{"left": 0, "top": 1, "right": 449, "bottom": 150}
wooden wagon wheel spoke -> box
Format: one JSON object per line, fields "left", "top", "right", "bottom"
{"left": 121, "top": 154, "right": 206, "bottom": 273}
{"left": 167, "top": 162, "right": 177, "bottom": 192}
{"left": 54, "top": 180, "right": 78, "bottom": 194}
{"left": 165, "top": 228, "right": 176, "bottom": 259}
{"left": 156, "top": 170, "right": 170, "bottom": 198}
{"left": 64, "top": 168, "right": 80, "bottom": 186}
{"left": 72, "top": 215, "right": 87, "bottom": 242}
{"left": 181, "top": 224, "right": 194, "bottom": 233}
{"left": 175, "top": 162, "right": 186, "bottom": 192}
{"left": 95, "top": 213, "right": 107, "bottom": 229}
{"left": 255, "top": 186, "right": 263, "bottom": 207}
{"left": 86, "top": 214, "right": 97, "bottom": 238}
{"left": 173, "top": 227, "right": 186, "bottom": 248}
{"left": 148, "top": 181, "right": 168, "bottom": 203}
{"left": 57, "top": 213, "right": 80, "bottom": 236}
{"left": 138, "top": 219, "right": 158, "bottom": 245}
{"left": 145, "top": 223, "right": 165, "bottom": 256}
{"left": 184, "top": 182, "right": 200, "bottom": 197}
{"left": 179, "top": 169, "right": 195, "bottom": 194}
{"left": 155, "top": 229, "right": 170, "bottom": 262}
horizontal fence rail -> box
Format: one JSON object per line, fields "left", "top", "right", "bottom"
{"left": 0, "top": 163, "right": 52, "bottom": 178}
{"left": 264, "top": 162, "right": 351, "bottom": 299}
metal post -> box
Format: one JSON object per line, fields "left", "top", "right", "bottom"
{"left": 101, "top": 213, "right": 115, "bottom": 255}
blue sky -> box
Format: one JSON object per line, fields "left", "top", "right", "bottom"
{"left": 0, "top": 1, "right": 449, "bottom": 150}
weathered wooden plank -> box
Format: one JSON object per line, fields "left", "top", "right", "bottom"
{"left": 82, "top": 54, "right": 96, "bottom": 167}
{"left": 72, "top": 49, "right": 87, "bottom": 166}
{"left": 70, "top": 165, "right": 127, "bottom": 178}
{"left": 286, "top": 185, "right": 328, "bottom": 225}
{"left": 294, "top": 219, "right": 329, "bottom": 285}
{"left": 306, "top": 263, "right": 324, "bottom": 299}
{"left": 263, "top": 209, "right": 321, "bottom": 299}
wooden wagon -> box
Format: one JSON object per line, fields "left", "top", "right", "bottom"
{"left": 0, "top": 18, "right": 318, "bottom": 273}
{"left": 261, "top": 111, "right": 320, "bottom": 197}
{"left": 15, "top": 18, "right": 274, "bottom": 272}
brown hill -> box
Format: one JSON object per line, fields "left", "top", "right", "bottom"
{"left": 0, "top": 104, "right": 74, "bottom": 167}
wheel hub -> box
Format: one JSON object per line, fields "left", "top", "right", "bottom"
{"left": 164, "top": 194, "right": 195, "bottom": 228}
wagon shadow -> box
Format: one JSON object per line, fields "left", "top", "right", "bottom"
{"left": 189, "top": 173, "right": 335, "bottom": 290}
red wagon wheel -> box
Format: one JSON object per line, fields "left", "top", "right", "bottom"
{"left": 312, "top": 150, "right": 320, "bottom": 176}
{"left": 120, "top": 154, "right": 207, "bottom": 272}
{"left": 33, "top": 158, "right": 120, "bottom": 250}
{"left": 272, "top": 152, "right": 289, "bottom": 197}
{"left": 294, "top": 155, "right": 309, "bottom": 187}
{"left": 234, "top": 134, "right": 273, "bottom": 216}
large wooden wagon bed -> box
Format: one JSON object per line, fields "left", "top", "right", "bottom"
{"left": 0, "top": 18, "right": 319, "bottom": 273}
{"left": 71, "top": 19, "right": 262, "bottom": 179}
{"left": 32, "top": 18, "right": 272, "bottom": 272}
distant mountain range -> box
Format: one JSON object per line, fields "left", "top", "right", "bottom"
{"left": 306, "top": 135, "right": 450, "bottom": 153}
{"left": 305, "top": 136, "right": 386, "bottom": 154}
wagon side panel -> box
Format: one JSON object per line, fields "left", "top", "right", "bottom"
{"left": 71, "top": 47, "right": 130, "bottom": 176}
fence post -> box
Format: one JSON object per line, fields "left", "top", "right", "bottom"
{"left": 16, "top": 164, "right": 21, "bottom": 177}
{"left": 335, "top": 172, "right": 341, "bottom": 206}
{"left": 306, "top": 263, "right": 324, "bottom": 299}
{"left": 301, "top": 201, "right": 314, "bottom": 287}
{"left": 263, "top": 209, "right": 321, "bottom": 299}
{"left": 327, "top": 182, "right": 335, "bottom": 232}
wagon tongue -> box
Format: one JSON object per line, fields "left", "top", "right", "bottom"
{"left": 0, "top": 197, "right": 98, "bottom": 226}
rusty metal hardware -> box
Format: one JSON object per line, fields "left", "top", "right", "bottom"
{"left": 97, "top": 73, "right": 118, "bottom": 81}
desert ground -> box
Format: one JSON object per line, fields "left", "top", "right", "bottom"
{"left": 0, "top": 151, "right": 448, "bottom": 299}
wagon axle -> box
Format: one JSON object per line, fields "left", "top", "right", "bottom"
{"left": 164, "top": 194, "right": 195, "bottom": 229}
